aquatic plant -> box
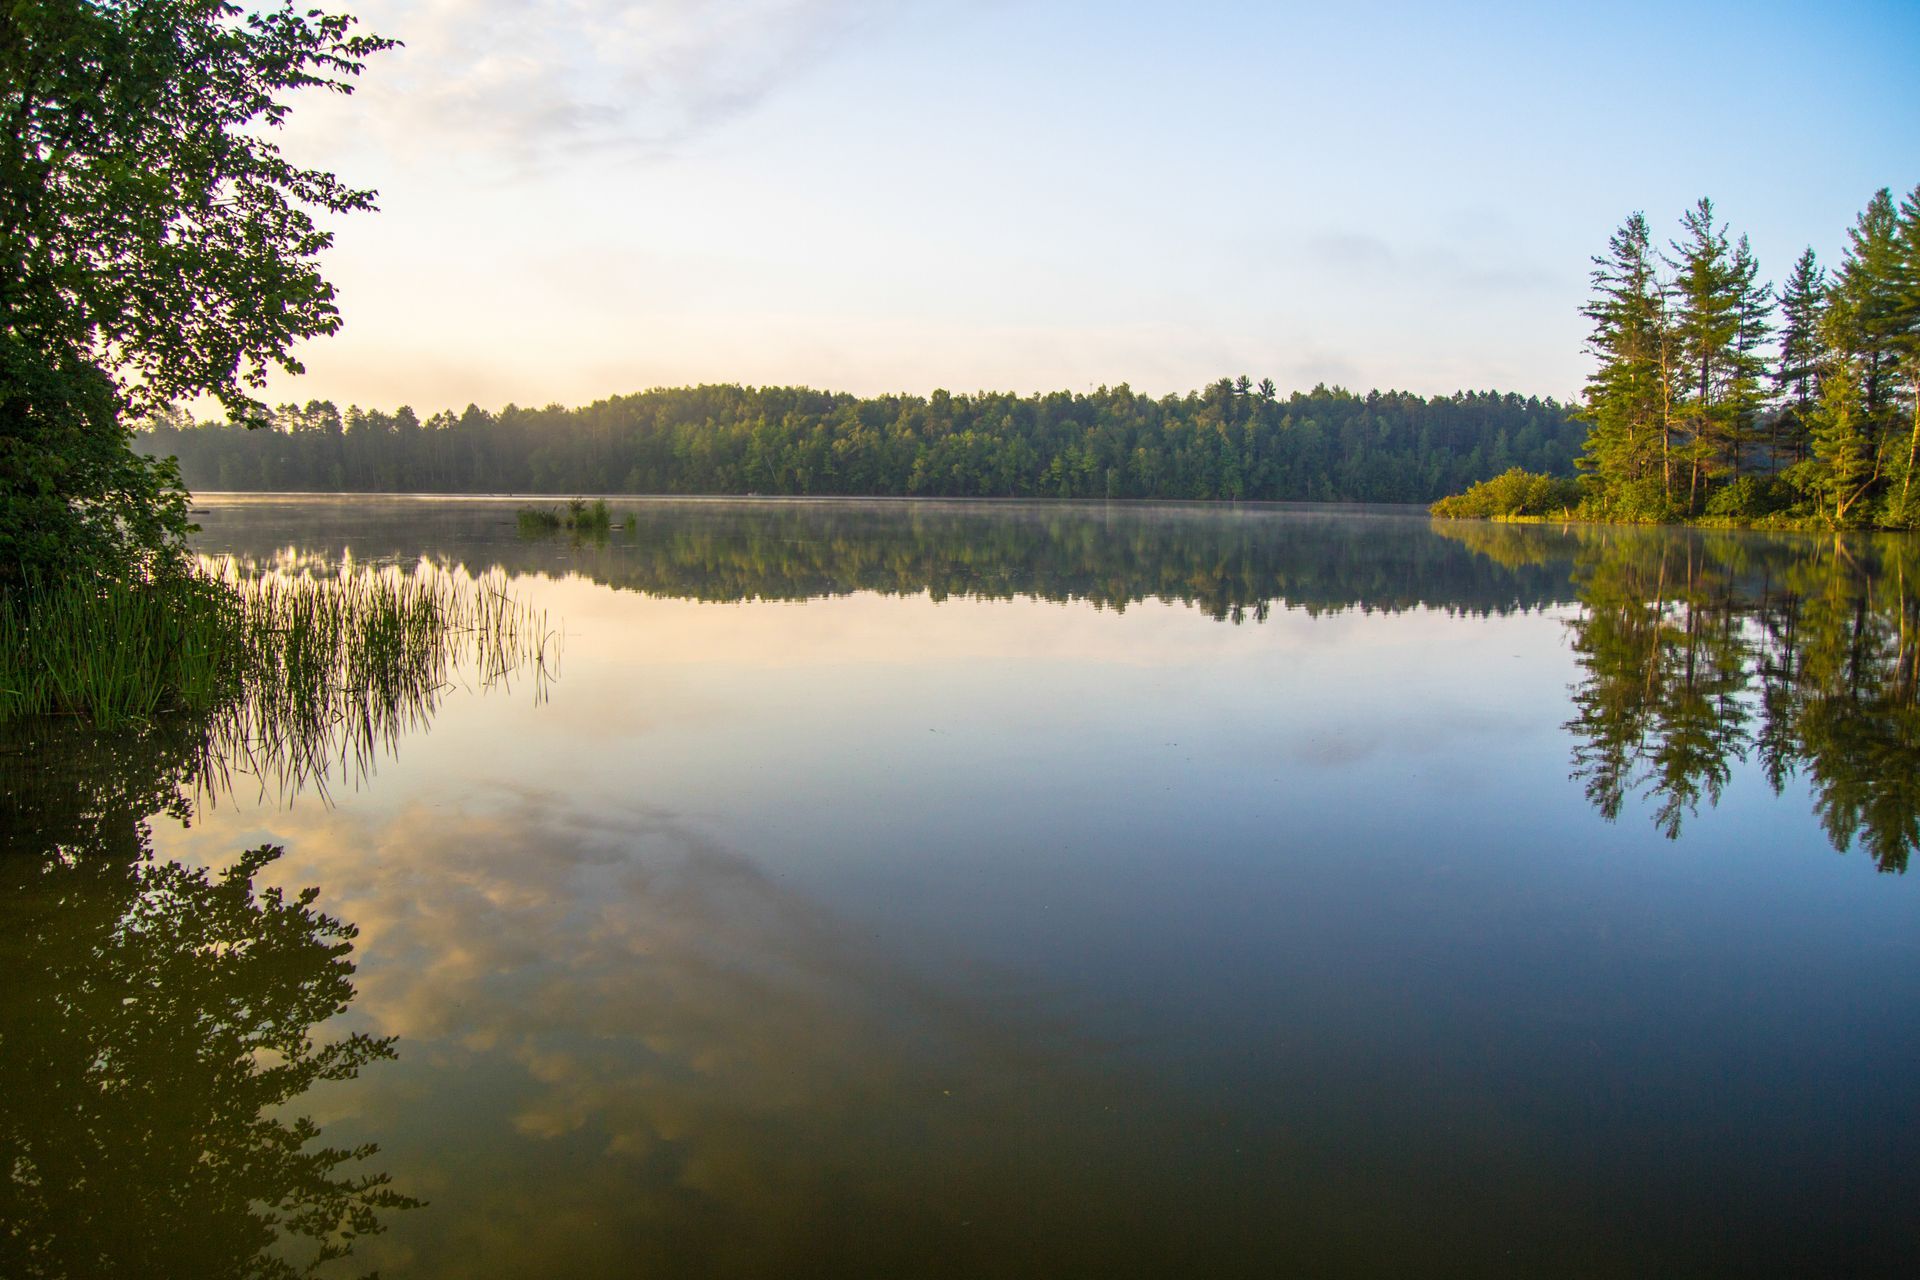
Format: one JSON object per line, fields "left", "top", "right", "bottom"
{"left": 0, "top": 574, "right": 245, "bottom": 726}
{"left": 207, "top": 560, "right": 554, "bottom": 799}
{"left": 569, "top": 497, "right": 613, "bottom": 533}
{"left": 517, "top": 506, "right": 564, "bottom": 534}
{"left": 0, "top": 561, "right": 556, "bottom": 799}
{"left": 518, "top": 498, "right": 615, "bottom": 537}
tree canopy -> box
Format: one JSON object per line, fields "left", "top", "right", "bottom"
{"left": 1565, "top": 187, "right": 1920, "bottom": 528}
{"left": 137, "top": 381, "right": 1582, "bottom": 504}
{"left": 0, "top": 1, "right": 391, "bottom": 587}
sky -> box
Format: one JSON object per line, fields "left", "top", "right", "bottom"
{"left": 265, "top": 0, "right": 1920, "bottom": 413}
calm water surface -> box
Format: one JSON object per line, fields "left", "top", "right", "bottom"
{"left": 6, "top": 497, "right": 1918, "bottom": 1277}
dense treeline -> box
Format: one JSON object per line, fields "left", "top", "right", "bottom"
{"left": 1464, "top": 186, "right": 1920, "bottom": 528}
{"left": 136, "top": 381, "right": 1580, "bottom": 503}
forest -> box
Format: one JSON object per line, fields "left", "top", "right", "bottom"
{"left": 135, "top": 382, "right": 1579, "bottom": 503}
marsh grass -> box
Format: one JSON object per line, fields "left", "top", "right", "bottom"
{"left": 518, "top": 498, "right": 614, "bottom": 537}
{"left": 1, "top": 560, "right": 556, "bottom": 801}
{"left": 0, "top": 575, "right": 245, "bottom": 726}
{"left": 517, "top": 507, "right": 563, "bottom": 534}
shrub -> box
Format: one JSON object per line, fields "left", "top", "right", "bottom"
{"left": 1703, "top": 474, "right": 1793, "bottom": 519}
{"left": 1430, "top": 468, "right": 1580, "bottom": 519}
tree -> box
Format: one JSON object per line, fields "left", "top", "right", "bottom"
{"left": 1773, "top": 248, "right": 1826, "bottom": 465}
{"left": 1890, "top": 185, "right": 1920, "bottom": 515}
{"left": 1577, "top": 213, "right": 1674, "bottom": 513}
{"left": 1663, "top": 200, "right": 1772, "bottom": 511}
{"left": 1798, "top": 189, "right": 1908, "bottom": 524}
{"left": 0, "top": 1, "right": 392, "bottom": 587}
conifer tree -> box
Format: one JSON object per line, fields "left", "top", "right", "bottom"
{"left": 1774, "top": 249, "right": 1827, "bottom": 465}
{"left": 1727, "top": 234, "right": 1775, "bottom": 478}
{"left": 1803, "top": 189, "right": 1907, "bottom": 522}
{"left": 1889, "top": 185, "right": 1920, "bottom": 514}
{"left": 1804, "top": 293, "right": 1880, "bottom": 523}
{"left": 1664, "top": 200, "right": 1771, "bottom": 511}
{"left": 1578, "top": 214, "right": 1673, "bottom": 512}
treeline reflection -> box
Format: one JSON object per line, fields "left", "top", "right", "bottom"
{"left": 203, "top": 499, "right": 1578, "bottom": 619}
{"left": 0, "top": 721, "right": 418, "bottom": 1278}
{"left": 1442, "top": 522, "right": 1920, "bottom": 871}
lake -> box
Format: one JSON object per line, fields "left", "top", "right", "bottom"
{"left": 6, "top": 496, "right": 1918, "bottom": 1277}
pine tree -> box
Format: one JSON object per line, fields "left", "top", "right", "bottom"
{"left": 1804, "top": 294, "right": 1880, "bottom": 523}
{"left": 1664, "top": 200, "right": 1770, "bottom": 511}
{"left": 1728, "top": 233, "right": 1775, "bottom": 479}
{"left": 1830, "top": 190, "right": 1904, "bottom": 431}
{"left": 1889, "top": 185, "right": 1920, "bottom": 517}
{"left": 1804, "top": 189, "right": 1908, "bottom": 522}
{"left": 1578, "top": 213, "right": 1673, "bottom": 512}
{"left": 1774, "top": 248, "right": 1827, "bottom": 466}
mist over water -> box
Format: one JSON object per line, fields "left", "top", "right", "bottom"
{"left": 8, "top": 497, "right": 1918, "bottom": 1277}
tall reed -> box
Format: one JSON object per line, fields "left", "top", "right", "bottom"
{"left": 2, "top": 560, "right": 556, "bottom": 799}
{"left": 0, "top": 575, "right": 245, "bottom": 725}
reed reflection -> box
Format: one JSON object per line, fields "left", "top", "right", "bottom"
{"left": 1443, "top": 522, "right": 1920, "bottom": 869}
{"left": 0, "top": 723, "right": 418, "bottom": 1279}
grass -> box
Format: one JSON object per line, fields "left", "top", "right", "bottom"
{"left": 518, "top": 498, "right": 617, "bottom": 537}
{"left": 0, "top": 574, "right": 246, "bottom": 726}
{"left": 516, "top": 507, "right": 563, "bottom": 534}
{"left": 1, "top": 561, "right": 555, "bottom": 796}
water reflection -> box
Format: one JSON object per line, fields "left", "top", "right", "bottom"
{"left": 196, "top": 497, "right": 1573, "bottom": 619}
{"left": 1441, "top": 522, "right": 1920, "bottom": 870}
{"left": 292, "top": 794, "right": 1259, "bottom": 1277}
{"left": 130, "top": 498, "right": 1920, "bottom": 1274}
{"left": 200, "top": 498, "right": 1920, "bottom": 872}
{"left": 0, "top": 723, "right": 418, "bottom": 1278}
{"left": 191, "top": 561, "right": 555, "bottom": 807}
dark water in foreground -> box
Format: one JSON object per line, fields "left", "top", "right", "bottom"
{"left": 5, "top": 497, "right": 1918, "bottom": 1277}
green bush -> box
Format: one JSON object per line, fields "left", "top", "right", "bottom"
{"left": 1430, "top": 468, "right": 1580, "bottom": 519}
{"left": 519, "top": 499, "right": 613, "bottom": 536}
{"left": 1577, "top": 476, "right": 1675, "bottom": 524}
{"left": 1703, "top": 474, "right": 1794, "bottom": 519}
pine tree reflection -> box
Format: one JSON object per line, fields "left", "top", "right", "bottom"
{"left": 1449, "top": 525, "right": 1919, "bottom": 869}
{"left": 0, "top": 724, "right": 419, "bottom": 1278}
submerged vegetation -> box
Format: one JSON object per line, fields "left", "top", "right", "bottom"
{"left": 1436, "top": 185, "right": 1920, "bottom": 530}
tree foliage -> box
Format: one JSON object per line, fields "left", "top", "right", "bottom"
{"left": 0, "top": 1, "right": 391, "bottom": 588}
{"left": 1553, "top": 187, "right": 1920, "bottom": 529}
{"left": 137, "top": 381, "right": 1583, "bottom": 504}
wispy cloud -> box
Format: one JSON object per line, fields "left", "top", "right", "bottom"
{"left": 1302, "top": 228, "right": 1561, "bottom": 296}
{"left": 309, "top": 0, "right": 889, "bottom": 167}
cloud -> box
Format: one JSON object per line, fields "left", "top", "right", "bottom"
{"left": 306, "top": 0, "right": 888, "bottom": 167}
{"left": 1300, "top": 227, "right": 1560, "bottom": 298}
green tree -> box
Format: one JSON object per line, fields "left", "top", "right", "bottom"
{"left": 1577, "top": 213, "right": 1675, "bottom": 513}
{"left": 1889, "top": 184, "right": 1920, "bottom": 517}
{"left": 1663, "top": 200, "right": 1772, "bottom": 511}
{"left": 1773, "top": 248, "right": 1826, "bottom": 465}
{"left": 0, "top": 1, "right": 392, "bottom": 587}
{"left": 1797, "top": 190, "right": 1908, "bottom": 524}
